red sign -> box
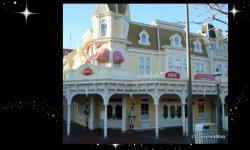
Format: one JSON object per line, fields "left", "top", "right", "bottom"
{"left": 165, "top": 71, "right": 180, "bottom": 79}
{"left": 194, "top": 73, "right": 215, "bottom": 81}
{"left": 83, "top": 68, "right": 92, "bottom": 76}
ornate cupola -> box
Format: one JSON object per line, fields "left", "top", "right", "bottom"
{"left": 91, "top": 4, "right": 130, "bottom": 40}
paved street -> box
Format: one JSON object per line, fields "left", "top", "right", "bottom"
{"left": 63, "top": 122, "right": 188, "bottom": 144}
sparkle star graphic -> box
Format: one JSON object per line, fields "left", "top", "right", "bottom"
{"left": 229, "top": 4, "right": 241, "bottom": 19}
{"left": 16, "top": 1, "right": 38, "bottom": 26}
{"left": 112, "top": 144, "right": 119, "bottom": 150}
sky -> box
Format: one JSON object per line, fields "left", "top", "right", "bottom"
{"left": 63, "top": 4, "right": 228, "bottom": 49}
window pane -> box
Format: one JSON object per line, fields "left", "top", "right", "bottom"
{"left": 183, "top": 58, "right": 187, "bottom": 70}
{"left": 170, "top": 106, "right": 175, "bottom": 118}
{"left": 142, "top": 34, "right": 146, "bottom": 43}
{"left": 107, "top": 105, "right": 112, "bottom": 119}
{"left": 139, "top": 57, "right": 144, "bottom": 74}
{"left": 169, "top": 57, "right": 173, "bottom": 70}
{"left": 115, "top": 105, "right": 122, "bottom": 120}
{"left": 163, "top": 105, "right": 168, "bottom": 119}
{"left": 200, "top": 64, "right": 204, "bottom": 73}
{"left": 177, "top": 105, "right": 182, "bottom": 118}
{"left": 175, "top": 57, "right": 181, "bottom": 70}
{"left": 175, "top": 37, "right": 179, "bottom": 46}
{"left": 78, "top": 102, "right": 84, "bottom": 116}
{"left": 101, "top": 21, "right": 107, "bottom": 37}
{"left": 141, "top": 103, "right": 149, "bottom": 120}
{"left": 196, "top": 63, "right": 199, "bottom": 73}
{"left": 196, "top": 43, "right": 199, "bottom": 51}
{"left": 146, "top": 57, "right": 150, "bottom": 74}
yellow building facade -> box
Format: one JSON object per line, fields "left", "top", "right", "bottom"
{"left": 63, "top": 4, "right": 228, "bottom": 138}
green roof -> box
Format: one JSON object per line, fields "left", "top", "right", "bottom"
{"left": 127, "top": 22, "right": 208, "bottom": 57}
{"left": 127, "top": 23, "right": 158, "bottom": 50}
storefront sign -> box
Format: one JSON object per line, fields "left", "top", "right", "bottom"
{"left": 83, "top": 67, "right": 93, "bottom": 76}
{"left": 165, "top": 71, "right": 180, "bottom": 79}
{"left": 194, "top": 73, "right": 215, "bottom": 81}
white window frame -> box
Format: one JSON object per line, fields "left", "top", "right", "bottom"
{"left": 169, "top": 33, "right": 182, "bottom": 48}
{"left": 139, "top": 56, "right": 144, "bottom": 75}
{"left": 193, "top": 40, "right": 202, "bottom": 53}
{"left": 138, "top": 56, "right": 151, "bottom": 75}
{"left": 168, "top": 56, "right": 174, "bottom": 71}
{"left": 195, "top": 63, "right": 204, "bottom": 73}
{"left": 100, "top": 19, "right": 107, "bottom": 37}
{"left": 141, "top": 99, "right": 150, "bottom": 121}
{"left": 138, "top": 29, "right": 150, "bottom": 46}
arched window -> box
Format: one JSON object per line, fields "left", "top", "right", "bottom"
{"left": 175, "top": 37, "right": 179, "bottom": 46}
{"left": 170, "top": 105, "right": 175, "bottom": 118}
{"left": 107, "top": 105, "right": 112, "bottom": 119}
{"left": 138, "top": 30, "right": 150, "bottom": 46}
{"left": 163, "top": 105, "right": 168, "bottom": 119}
{"left": 193, "top": 40, "right": 202, "bottom": 52}
{"left": 141, "top": 33, "right": 146, "bottom": 43}
{"left": 170, "top": 34, "right": 182, "bottom": 47}
{"left": 101, "top": 20, "right": 107, "bottom": 37}
{"left": 115, "top": 105, "right": 122, "bottom": 120}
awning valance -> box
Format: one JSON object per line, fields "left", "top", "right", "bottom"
{"left": 113, "top": 51, "right": 124, "bottom": 64}
{"left": 95, "top": 48, "right": 109, "bottom": 63}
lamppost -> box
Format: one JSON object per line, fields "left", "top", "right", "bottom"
{"left": 213, "top": 69, "right": 222, "bottom": 132}
{"left": 185, "top": 4, "right": 193, "bottom": 143}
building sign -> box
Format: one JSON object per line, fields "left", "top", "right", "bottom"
{"left": 194, "top": 73, "right": 215, "bottom": 81}
{"left": 83, "top": 67, "right": 93, "bottom": 76}
{"left": 165, "top": 71, "right": 180, "bottom": 79}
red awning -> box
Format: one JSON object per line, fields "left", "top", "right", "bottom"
{"left": 95, "top": 48, "right": 109, "bottom": 63}
{"left": 113, "top": 51, "right": 124, "bottom": 64}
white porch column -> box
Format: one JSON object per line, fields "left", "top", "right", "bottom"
{"left": 181, "top": 103, "right": 186, "bottom": 136}
{"left": 155, "top": 104, "right": 159, "bottom": 138}
{"left": 122, "top": 96, "right": 126, "bottom": 132}
{"left": 104, "top": 104, "right": 108, "bottom": 138}
{"left": 67, "top": 103, "right": 71, "bottom": 136}
{"left": 89, "top": 97, "right": 94, "bottom": 130}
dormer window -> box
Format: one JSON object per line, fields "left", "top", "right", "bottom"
{"left": 138, "top": 30, "right": 150, "bottom": 46}
{"left": 193, "top": 40, "right": 202, "bottom": 53}
{"left": 170, "top": 34, "right": 182, "bottom": 48}
{"left": 100, "top": 20, "right": 107, "bottom": 37}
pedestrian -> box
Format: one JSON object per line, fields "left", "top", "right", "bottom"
{"left": 84, "top": 106, "right": 88, "bottom": 129}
